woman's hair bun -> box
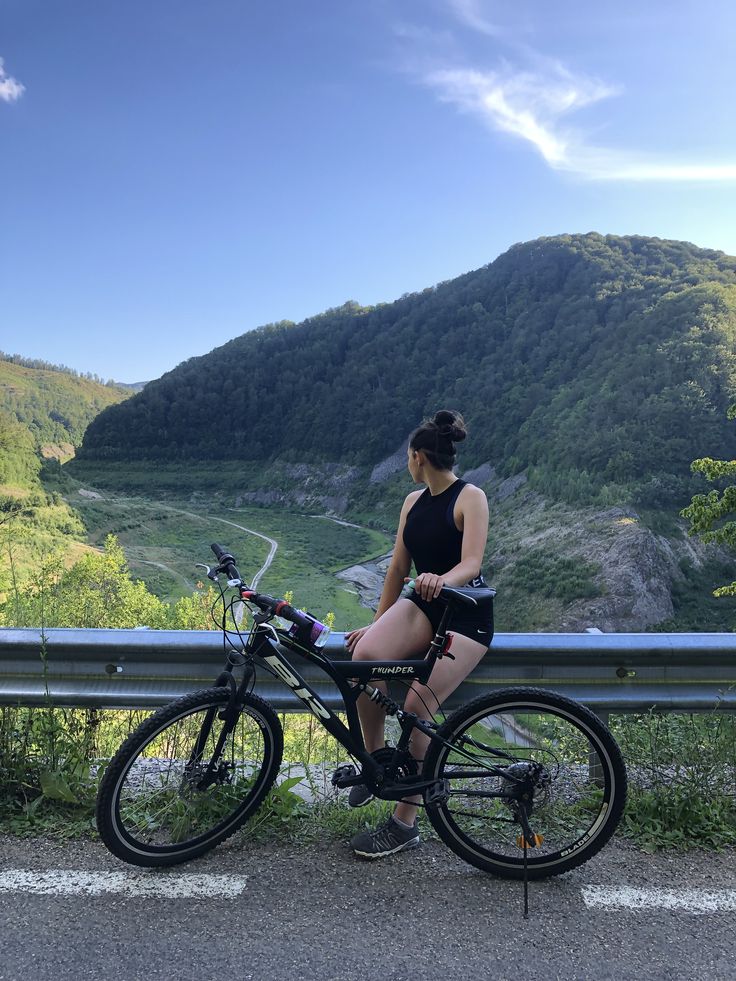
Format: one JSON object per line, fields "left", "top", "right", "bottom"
{"left": 409, "top": 409, "right": 467, "bottom": 469}
{"left": 433, "top": 409, "right": 467, "bottom": 443}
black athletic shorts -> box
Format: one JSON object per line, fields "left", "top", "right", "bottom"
{"left": 406, "top": 584, "right": 494, "bottom": 649}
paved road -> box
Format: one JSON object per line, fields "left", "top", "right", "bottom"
{"left": 1, "top": 835, "right": 734, "bottom": 981}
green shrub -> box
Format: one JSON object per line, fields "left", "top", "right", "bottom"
{"left": 504, "top": 548, "right": 602, "bottom": 603}
{"left": 612, "top": 709, "right": 736, "bottom": 851}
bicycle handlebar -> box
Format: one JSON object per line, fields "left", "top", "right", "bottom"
{"left": 241, "top": 590, "right": 312, "bottom": 630}
{"left": 209, "top": 543, "right": 312, "bottom": 631}
{"left": 210, "top": 543, "right": 240, "bottom": 582}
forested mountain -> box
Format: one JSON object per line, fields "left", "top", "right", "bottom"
{"left": 0, "top": 408, "right": 39, "bottom": 490}
{"left": 77, "top": 234, "right": 736, "bottom": 506}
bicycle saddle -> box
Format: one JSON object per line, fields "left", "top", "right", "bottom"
{"left": 440, "top": 585, "right": 496, "bottom": 607}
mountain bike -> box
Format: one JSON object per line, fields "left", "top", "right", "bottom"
{"left": 96, "top": 543, "right": 627, "bottom": 890}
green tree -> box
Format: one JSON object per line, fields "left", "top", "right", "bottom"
{"left": 2, "top": 535, "right": 169, "bottom": 628}
{"left": 0, "top": 534, "right": 222, "bottom": 630}
{"left": 680, "top": 403, "right": 736, "bottom": 596}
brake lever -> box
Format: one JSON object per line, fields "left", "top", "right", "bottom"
{"left": 196, "top": 562, "right": 218, "bottom": 581}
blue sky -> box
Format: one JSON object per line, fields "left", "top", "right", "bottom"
{"left": 2, "top": 0, "right": 735, "bottom": 382}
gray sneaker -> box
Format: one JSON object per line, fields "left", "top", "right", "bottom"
{"left": 350, "top": 816, "right": 420, "bottom": 859}
{"left": 348, "top": 782, "right": 374, "bottom": 808}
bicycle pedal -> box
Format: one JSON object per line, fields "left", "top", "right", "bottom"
{"left": 331, "top": 764, "right": 357, "bottom": 787}
{"left": 425, "top": 779, "right": 450, "bottom": 807}
{"left": 516, "top": 833, "right": 544, "bottom": 849}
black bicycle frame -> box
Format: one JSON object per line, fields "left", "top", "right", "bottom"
{"left": 248, "top": 626, "right": 436, "bottom": 782}
{"left": 216, "top": 601, "right": 517, "bottom": 797}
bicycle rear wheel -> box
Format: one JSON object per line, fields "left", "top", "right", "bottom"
{"left": 96, "top": 687, "right": 283, "bottom": 867}
{"left": 423, "top": 688, "right": 626, "bottom": 880}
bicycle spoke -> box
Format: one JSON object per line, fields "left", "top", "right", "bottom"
{"left": 424, "top": 690, "right": 625, "bottom": 877}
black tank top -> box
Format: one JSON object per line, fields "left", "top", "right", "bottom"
{"left": 403, "top": 478, "right": 473, "bottom": 577}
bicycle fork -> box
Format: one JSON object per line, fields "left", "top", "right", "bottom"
{"left": 184, "top": 666, "right": 253, "bottom": 791}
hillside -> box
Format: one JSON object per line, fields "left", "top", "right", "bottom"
{"left": 76, "top": 234, "right": 736, "bottom": 509}
{"left": 8, "top": 233, "right": 736, "bottom": 632}
{"left": 0, "top": 358, "right": 131, "bottom": 574}
{"left": 0, "top": 356, "right": 130, "bottom": 462}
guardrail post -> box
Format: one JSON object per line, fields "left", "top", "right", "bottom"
{"left": 589, "top": 709, "right": 610, "bottom": 785}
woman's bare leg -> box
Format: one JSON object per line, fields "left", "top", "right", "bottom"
{"left": 351, "top": 599, "right": 433, "bottom": 752}
{"left": 393, "top": 632, "right": 489, "bottom": 826}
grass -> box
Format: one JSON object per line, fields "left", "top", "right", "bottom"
{"left": 65, "top": 490, "right": 391, "bottom": 631}
{"left": 220, "top": 508, "right": 391, "bottom": 631}
{"left": 69, "top": 495, "right": 270, "bottom": 603}
{"left": 611, "top": 709, "right": 736, "bottom": 851}
{"left": 0, "top": 704, "right": 392, "bottom": 842}
{"left": 3, "top": 700, "right": 736, "bottom": 852}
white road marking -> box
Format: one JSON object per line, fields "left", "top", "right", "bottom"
{"left": 0, "top": 870, "right": 248, "bottom": 898}
{"left": 5, "top": 872, "right": 734, "bottom": 912}
{"left": 582, "top": 885, "right": 736, "bottom": 914}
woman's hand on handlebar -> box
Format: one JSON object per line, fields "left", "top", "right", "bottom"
{"left": 407, "top": 573, "right": 446, "bottom": 602}
{"left": 345, "top": 624, "right": 372, "bottom": 654}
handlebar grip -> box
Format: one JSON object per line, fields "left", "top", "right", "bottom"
{"left": 211, "top": 543, "right": 240, "bottom": 580}
{"left": 279, "top": 604, "right": 311, "bottom": 629}
{"left": 241, "top": 593, "right": 310, "bottom": 628}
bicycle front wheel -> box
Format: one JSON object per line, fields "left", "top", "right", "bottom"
{"left": 96, "top": 688, "right": 283, "bottom": 867}
{"left": 423, "top": 688, "right": 626, "bottom": 880}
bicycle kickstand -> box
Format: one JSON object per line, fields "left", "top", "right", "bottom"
{"left": 516, "top": 808, "right": 537, "bottom": 920}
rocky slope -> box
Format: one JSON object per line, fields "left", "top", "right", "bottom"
{"left": 238, "top": 456, "right": 729, "bottom": 632}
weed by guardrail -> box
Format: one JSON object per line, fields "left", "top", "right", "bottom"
{"left": 2, "top": 704, "right": 736, "bottom": 849}
{"left": 611, "top": 709, "right": 736, "bottom": 850}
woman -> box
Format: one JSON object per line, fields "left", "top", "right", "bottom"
{"left": 345, "top": 409, "right": 493, "bottom": 858}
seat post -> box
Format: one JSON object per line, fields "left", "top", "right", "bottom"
{"left": 425, "top": 602, "right": 453, "bottom": 666}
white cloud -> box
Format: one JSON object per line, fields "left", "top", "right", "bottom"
{"left": 426, "top": 65, "right": 617, "bottom": 169}
{"left": 410, "top": 3, "right": 736, "bottom": 183}
{"left": 574, "top": 152, "right": 736, "bottom": 182}
{"left": 426, "top": 66, "right": 736, "bottom": 181}
{"left": 447, "top": 0, "right": 501, "bottom": 37}
{"left": 0, "top": 58, "right": 25, "bottom": 103}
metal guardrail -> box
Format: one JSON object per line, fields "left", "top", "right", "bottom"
{"left": 1, "top": 628, "right": 735, "bottom": 716}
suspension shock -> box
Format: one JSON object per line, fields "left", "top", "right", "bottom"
{"left": 362, "top": 684, "right": 401, "bottom": 716}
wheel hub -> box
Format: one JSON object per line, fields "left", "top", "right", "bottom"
{"left": 182, "top": 760, "right": 233, "bottom": 793}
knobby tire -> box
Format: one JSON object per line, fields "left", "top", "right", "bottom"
{"left": 422, "top": 687, "right": 627, "bottom": 880}
{"left": 96, "top": 687, "right": 283, "bottom": 867}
